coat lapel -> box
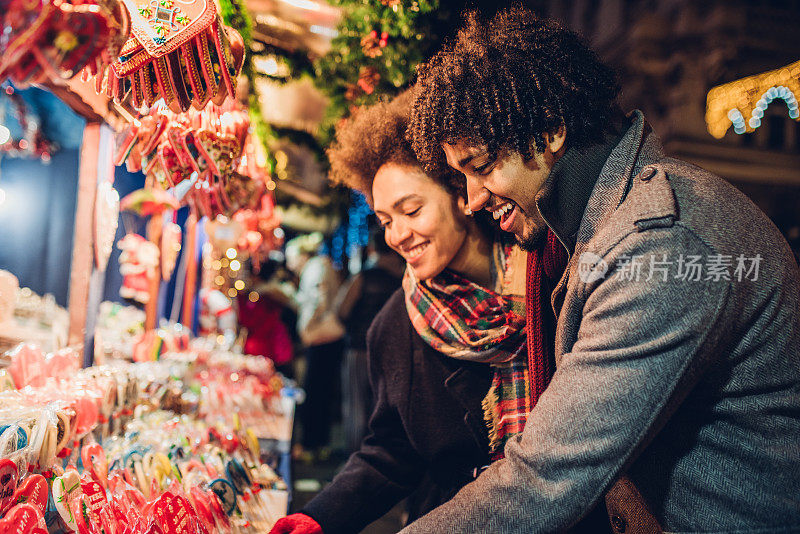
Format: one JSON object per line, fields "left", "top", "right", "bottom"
{"left": 553, "top": 111, "right": 665, "bottom": 363}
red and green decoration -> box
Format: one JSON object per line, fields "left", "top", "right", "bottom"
{"left": 313, "top": 0, "right": 447, "bottom": 142}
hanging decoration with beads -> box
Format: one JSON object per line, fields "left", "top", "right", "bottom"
{"left": 706, "top": 59, "right": 800, "bottom": 138}
{"left": 312, "top": 0, "right": 450, "bottom": 144}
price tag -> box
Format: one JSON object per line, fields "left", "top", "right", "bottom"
{"left": 151, "top": 492, "right": 197, "bottom": 534}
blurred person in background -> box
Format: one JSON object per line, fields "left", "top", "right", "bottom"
{"left": 286, "top": 233, "right": 346, "bottom": 461}
{"left": 335, "top": 223, "right": 404, "bottom": 453}
{"left": 238, "top": 257, "right": 296, "bottom": 376}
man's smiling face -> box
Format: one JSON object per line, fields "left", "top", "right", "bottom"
{"left": 441, "top": 129, "right": 565, "bottom": 250}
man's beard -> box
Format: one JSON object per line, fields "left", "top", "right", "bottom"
{"left": 515, "top": 211, "right": 548, "bottom": 251}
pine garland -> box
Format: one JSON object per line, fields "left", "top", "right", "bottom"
{"left": 313, "top": 0, "right": 447, "bottom": 143}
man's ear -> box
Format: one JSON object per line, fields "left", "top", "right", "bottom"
{"left": 546, "top": 125, "right": 566, "bottom": 155}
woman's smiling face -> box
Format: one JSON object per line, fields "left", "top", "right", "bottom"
{"left": 372, "top": 163, "right": 470, "bottom": 281}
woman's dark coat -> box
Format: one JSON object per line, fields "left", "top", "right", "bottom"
{"left": 301, "top": 288, "right": 492, "bottom": 534}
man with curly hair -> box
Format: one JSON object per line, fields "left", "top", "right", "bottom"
{"left": 402, "top": 6, "right": 800, "bottom": 534}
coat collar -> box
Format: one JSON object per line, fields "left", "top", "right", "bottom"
{"left": 535, "top": 119, "right": 627, "bottom": 254}
{"left": 540, "top": 110, "right": 665, "bottom": 313}
{"left": 573, "top": 110, "right": 664, "bottom": 255}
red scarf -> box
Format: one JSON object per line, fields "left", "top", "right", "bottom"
{"left": 525, "top": 230, "right": 569, "bottom": 409}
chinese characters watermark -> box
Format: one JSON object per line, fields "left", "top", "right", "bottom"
{"left": 577, "top": 252, "right": 762, "bottom": 283}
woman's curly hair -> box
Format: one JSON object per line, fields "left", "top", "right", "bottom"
{"left": 408, "top": 5, "right": 621, "bottom": 173}
{"left": 327, "top": 89, "right": 466, "bottom": 201}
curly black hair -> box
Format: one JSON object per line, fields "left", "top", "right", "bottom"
{"left": 408, "top": 5, "right": 621, "bottom": 173}
{"left": 327, "top": 89, "right": 466, "bottom": 201}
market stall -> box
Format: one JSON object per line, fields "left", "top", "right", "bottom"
{"left": 0, "top": 0, "right": 298, "bottom": 529}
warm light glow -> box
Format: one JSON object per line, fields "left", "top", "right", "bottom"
{"left": 278, "top": 0, "right": 320, "bottom": 11}
{"left": 309, "top": 25, "right": 338, "bottom": 38}
{"left": 214, "top": 275, "right": 225, "bottom": 286}
{"left": 234, "top": 280, "right": 245, "bottom": 290}
{"left": 254, "top": 56, "right": 280, "bottom": 76}
{"left": 266, "top": 180, "right": 276, "bottom": 191}
{"left": 227, "top": 288, "right": 237, "bottom": 298}
{"left": 226, "top": 247, "right": 237, "bottom": 259}
{"left": 706, "top": 59, "right": 800, "bottom": 138}
{"left": 0, "top": 125, "right": 10, "bottom": 145}
{"left": 248, "top": 291, "right": 259, "bottom": 302}
{"left": 230, "top": 260, "right": 241, "bottom": 271}
{"left": 212, "top": 260, "right": 222, "bottom": 270}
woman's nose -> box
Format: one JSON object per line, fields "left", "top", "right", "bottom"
{"left": 388, "top": 220, "right": 412, "bottom": 248}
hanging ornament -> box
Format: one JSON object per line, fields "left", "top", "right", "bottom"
{"left": 357, "top": 66, "right": 380, "bottom": 95}
{"left": 118, "top": 233, "right": 159, "bottom": 304}
{"left": 92, "top": 0, "right": 245, "bottom": 113}
{"left": 94, "top": 180, "right": 120, "bottom": 272}
{"left": 360, "top": 30, "right": 382, "bottom": 58}
{"left": 161, "top": 221, "right": 182, "bottom": 280}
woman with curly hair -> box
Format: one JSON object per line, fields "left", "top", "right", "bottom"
{"left": 268, "top": 88, "right": 605, "bottom": 533}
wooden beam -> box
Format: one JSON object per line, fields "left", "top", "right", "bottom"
{"left": 68, "top": 122, "right": 101, "bottom": 346}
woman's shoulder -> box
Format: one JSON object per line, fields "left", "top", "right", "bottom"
{"left": 366, "top": 288, "right": 411, "bottom": 350}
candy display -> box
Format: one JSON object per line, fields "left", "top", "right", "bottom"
{"left": 0, "top": 275, "right": 68, "bottom": 355}
{"left": 0, "top": 340, "right": 292, "bottom": 532}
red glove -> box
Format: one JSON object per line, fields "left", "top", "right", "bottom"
{"left": 270, "top": 513, "right": 323, "bottom": 534}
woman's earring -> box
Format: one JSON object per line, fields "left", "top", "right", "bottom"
{"left": 464, "top": 208, "right": 473, "bottom": 216}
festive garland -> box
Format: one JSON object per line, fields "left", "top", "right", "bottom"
{"left": 313, "top": 0, "right": 448, "bottom": 143}
{"left": 218, "top": 0, "right": 278, "bottom": 176}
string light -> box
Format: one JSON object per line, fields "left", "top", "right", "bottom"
{"left": 234, "top": 280, "right": 245, "bottom": 290}
{"left": 706, "top": 60, "right": 800, "bottom": 138}
{"left": 226, "top": 248, "right": 237, "bottom": 259}
{"left": 230, "top": 260, "right": 241, "bottom": 271}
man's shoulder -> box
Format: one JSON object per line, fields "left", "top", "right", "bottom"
{"left": 599, "top": 156, "right": 776, "bottom": 254}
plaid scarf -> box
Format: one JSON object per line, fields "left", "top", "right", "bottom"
{"left": 403, "top": 241, "right": 530, "bottom": 455}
